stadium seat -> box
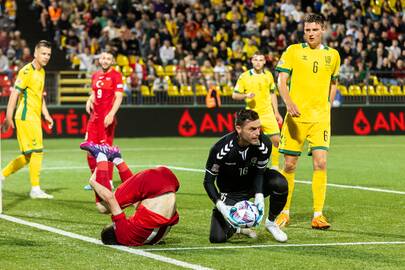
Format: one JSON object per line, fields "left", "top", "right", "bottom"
{"left": 180, "top": 85, "right": 193, "bottom": 96}
{"left": 116, "top": 54, "right": 129, "bottom": 67}
{"left": 141, "top": 85, "right": 151, "bottom": 96}
{"left": 121, "top": 65, "right": 133, "bottom": 77}
{"left": 168, "top": 85, "right": 179, "bottom": 96}
{"left": 164, "top": 75, "right": 173, "bottom": 86}
{"left": 348, "top": 85, "right": 362, "bottom": 96}
{"left": 389, "top": 85, "right": 402, "bottom": 95}
{"left": 221, "top": 85, "right": 233, "bottom": 96}
{"left": 337, "top": 85, "right": 348, "bottom": 96}
{"left": 195, "top": 84, "right": 208, "bottom": 96}
{"left": 164, "top": 65, "right": 176, "bottom": 77}
{"left": 376, "top": 85, "right": 389, "bottom": 95}
{"left": 369, "top": 75, "right": 379, "bottom": 86}
{"left": 362, "top": 85, "right": 375, "bottom": 95}
{"left": 154, "top": 65, "right": 165, "bottom": 77}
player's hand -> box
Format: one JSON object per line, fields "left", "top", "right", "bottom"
{"left": 104, "top": 113, "right": 114, "bottom": 127}
{"left": 44, "top": 115, "right": 54, "bottom": 129}
{"left": 275, "top": 112, "right": 283, "bottom": 126}
{"left": 2, "top": 116, "right": 15, "bottom": 131}
{"left": 216, "top": 200, "right": 238, "bottom": 228}
{"left": 246, "top": 92, "right": 255, "bottom": 99}
{"left": 254, "top": 193, "right": 264, "bottom": 226}
{"left": 86, "top": 99, "right": 93, "bottom": 114}
{"left": 286, "top": 101, "right": 301, "bottom": 117}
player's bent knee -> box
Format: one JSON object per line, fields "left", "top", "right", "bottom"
{"left": 274, "top": 175, "right": 288, "bottom": 195}
{"left": 209, "top": 234, "right": 227, "bottom": 243}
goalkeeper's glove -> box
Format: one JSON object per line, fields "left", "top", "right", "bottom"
{"left": 254, "top": 193, "right": 264, "bottom": 226}
{"left": 216, "top": 200, "right": 239, "bottom": 228}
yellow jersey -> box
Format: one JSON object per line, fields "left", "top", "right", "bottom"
{"left": 234, "top": 69, "right": 276, "bottom": 116}
{"left": 276, "top": 43, "right": 340, "bottom": 122}
{"left": 14, "top": 63, "right": 46, "bottom": 122}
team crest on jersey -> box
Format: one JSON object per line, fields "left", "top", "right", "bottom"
{"left": 250, "top": 157, "right": 257, "bottom": 165}
{"left": 302, "top": 55, "right": 308, "bottom": 61}
{"left": 325, "top": 56, "right": 331, "bottom": 65}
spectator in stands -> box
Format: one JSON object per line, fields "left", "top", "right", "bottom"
{"left": 339, "top": 58, "right": 355, "bottom": 87}
{"left": 152, "top": 73, "right": 168, "bottom": 104}
{"left": 394, "top": 59, "right": 405, "bottom": 85}
{"left": 213, "top": 58, "right": 231, "bottom": 87}
{"left": 0, "top": 49, "right": 12, "bottom": 80}
{"left": 176, "top": 59, "right": 188, "bottom": 87}
{"left": 48, "top": 0, "right": 62, "bottom": 26}
{"left": 159, "top": 39, "right": 175, "bottom": 66}
{"left": 145, "top": 58, "right": 157, "bottom": 87}
{"left": 379, "top": 58, "right": 396, "bottom": 85}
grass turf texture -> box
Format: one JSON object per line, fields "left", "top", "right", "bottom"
{"left": 1, "top": 136, "right": 405, "bottom": 269}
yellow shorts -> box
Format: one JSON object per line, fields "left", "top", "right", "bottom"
{"left": 279, "top": 115, "right": 330, "bottom": 156}
{"left": 15, "top": 119, "right": 43, "bottom": 154}
{"left": 259, "top": 113, "right": 280, "bottom": 137}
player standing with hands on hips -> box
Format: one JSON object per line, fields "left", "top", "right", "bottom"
{"left": 83, "top": 50, "right": 123, "bottom": 193}
{"left": 275, "top": 14, "right": 341, "bottom": 229}
{"left": 203, "top": 109, "right": 288, "bottom": 243}
{"left": 1, "top": 40, "right": 54, "bottom": 202}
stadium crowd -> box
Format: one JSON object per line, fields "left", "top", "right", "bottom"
{"left": 1, "top": 0, "right": 405, "bottom": 99}
{"left": 0, "top": 0, "right": 34, "bottom": 96}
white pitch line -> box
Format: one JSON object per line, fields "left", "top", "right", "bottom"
{"left": 0, "top": 214, "right": 213, "bottom": 270}
{"left": 163, "top": 165, "right": 405, "bottom": 195}
{"left": 141, "top": 241, "right": 405, "bottom": 252}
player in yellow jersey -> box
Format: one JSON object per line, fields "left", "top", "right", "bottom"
{"left": 232, "top": 51, "right": 283, "bottom": 170}
{"left": 275, "top": 14, "right": 341, "bottom": 229}
{"left": 1, "top": 40, "right": 54, "bottom": 201}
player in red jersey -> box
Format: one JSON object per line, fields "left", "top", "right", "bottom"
{"left": 80, "top": 141, "right": 179, "bottom": 246}
{"left": 84, "top": 50, "right": 123, "bottom": 192}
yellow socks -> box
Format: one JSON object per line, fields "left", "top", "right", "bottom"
{"left": 270, "top": 144, "right": 280, "bottom": 168}
{"left": 312, "top": 170, "right": 327, "bottom": 213}
{"left": 281, "top": 169, "right": 295, "bottom": 211}
{"left": 2, "top": 154, "right": 30, "bottom": 177}
{"left": 29, "top": 152, "right": 43, "bottom": 187}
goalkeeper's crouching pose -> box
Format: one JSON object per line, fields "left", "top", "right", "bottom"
{"left": 80, "top": 141, "right": 179, "bottom": 246}
{"left": 204, "top": 109, "right": 288, "bottom": 243}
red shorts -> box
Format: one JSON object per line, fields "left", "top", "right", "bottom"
{"left": 114, "top": 166, "right": 180, "bottom": 209}
{"left": 85, "top": 117, "right": 116, "bottom": 145}
{"left": 112, "top": 205, "right": 179, "bottom": 246}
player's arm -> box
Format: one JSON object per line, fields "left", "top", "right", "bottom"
{"left": 42, "top": 97, "right": 54, "bottom": 128}
{"left": 3, "top": 89, "right": 19, "bottom": 129}
{"left": 86, "top": 92, "right": 94, "bottom": 114}
{"left": 89, "top": 175, "right": 122, "bottom": 216}
{"left": 203, "top": 147, "right": 221, "bottom": 204}
{"left": 278, "top": 72, "right": 300, "bottom": 117}
{"left": 329, "top": 78, "right": 338, "bottom": 106}
{"left": 232, "top": 75, "right": 255, "bottom": 100}
{"left": 104, "top": 76, "right": 124, "bottom": 127}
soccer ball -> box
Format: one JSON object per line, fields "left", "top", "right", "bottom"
{"left": 229, "top": 200, "right": 260, "bottom": 228}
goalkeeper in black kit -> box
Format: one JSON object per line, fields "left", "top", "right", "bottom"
{"left": 203, "top": 109, "right": 288, "bottom": 243}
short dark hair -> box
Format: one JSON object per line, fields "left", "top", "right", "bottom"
{"left": 101, "top": 49, "right": 116, "bottom": 58}
{"left": 101, "top": 224, "right": 119, "bottom": 245}
{"left": 303, "top": 13, "right": 326, "bottom": 28}
{"left": 235, "top": 109, "right": 259, "bottom": 127}
{"left": 252, "top": 50, "right": 265, "bottom": 57}
{"left": 35, "top": 40, "right": 51, "bottom": 50}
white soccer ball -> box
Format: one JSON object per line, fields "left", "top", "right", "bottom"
{"left": 230, "top": 200, "right": 260, "bottom": 228}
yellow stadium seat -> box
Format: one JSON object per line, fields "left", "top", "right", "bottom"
{"left": 141, "top": 85, "right": 151, "bottom": 96}
{"left": 180, "top": 85, "right": 193, "bottom": 96}
{"left": 164, "top": 76, "right": 173, "bottom": 86}
{"left": 390, "top": 85, "right": 402, "bottom": 95}
{"left": 196, "top": 84, "right": 208, "bottom": 96}
{"left": 71, "top": 55, "right": 81, "bottom": 66}
{"left": 338, "top": 85, "right": 348, "bottom": 96}
{"left": 362, "top": 85, "right": 375, "bottom": 95}
{"left": 369, "top": 75, "right": 379, "bottom": 86}
{"left": 116, "top": 54, "right": 129, "bottom": 66}
{"left": 376, "top": 85, "right": 389, "bottom": 95}
{"left": 168, "top": 85, "right": 179, "bottom": 96}
{"left": 221, "top": 85, "right": 233, "bottom": 96}
{"left": 154, "top": 65, "right": 165, "bottom": 77}
{"left": 348, "top": 85, "right": 362, "bottom": 96}
{"left": 121, "top": 65, "right": 133, "bottom": 76}
{"left": 164, "top": 65, "right": 176, "bottom": 77}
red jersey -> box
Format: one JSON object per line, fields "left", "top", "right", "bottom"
{"left": 91, "top": 68, "right": 123, "bottom": 119}
{"left": 112, "top": 167, "right": 180, "bottom": 246}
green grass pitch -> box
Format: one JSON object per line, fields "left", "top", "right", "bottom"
{"left": 1, "top": 136, "right": 405, "bottom": 269}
